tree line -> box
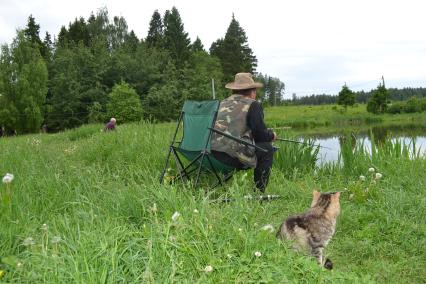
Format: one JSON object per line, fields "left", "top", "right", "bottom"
{"left": 288, "top": 86, "right": 426, "bottom": 106}
{"left": 0, "top": 7, "right": 285, "bottom": 134}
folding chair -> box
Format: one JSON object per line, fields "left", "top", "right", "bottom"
{"left": 159, "top": 100, "right": 267, "bottom": 189}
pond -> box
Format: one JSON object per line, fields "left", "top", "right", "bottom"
{"left": 297, "top": 124, "right": 426, "bottom": 164}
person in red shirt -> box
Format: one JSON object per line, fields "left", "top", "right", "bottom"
{"left": 104, "top": 118, "right": 117, "bottom": 131}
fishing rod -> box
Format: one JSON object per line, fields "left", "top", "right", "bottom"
{"left": 275, "top": 138, "right": 332, "bottom": 150}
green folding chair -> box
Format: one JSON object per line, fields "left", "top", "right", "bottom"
{"left": 160, "top": 100, "right": 267, "bottom": 189}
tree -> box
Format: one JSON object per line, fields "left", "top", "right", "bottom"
{"left": 0, "top": 31, "right": 48, "bottom": 133}
{"left": 337, "top": 84, "right": 355, "bottom": 109}
{"left": 163, "top": 7, "right": 191, "bottom": 68}
{"left": 146, "top": 10, "right": 163, "bottom": 48}
{"left": 191, "top": 37, "right": 204, "bottom": 52}
{"left": 210, "top": 14, "right": 257, "bottom": 82}
{"left": 107, "top": 81, "right": 143, "bottom": 123}
{"left": 367, "top": 82, "right": 388, "bottom": 114}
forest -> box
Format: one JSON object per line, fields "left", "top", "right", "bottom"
{"left": 0, "top": 7, "right": 284, "bottom": 134}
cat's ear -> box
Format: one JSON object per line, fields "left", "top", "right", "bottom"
{"left": 333, "top": 192, "right": 341, "bottom": 199}
{"left": 311, "top": 190, "right": 321, "bottom": 207}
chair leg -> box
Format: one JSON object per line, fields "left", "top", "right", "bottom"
{"left": 160, "top": 146, "right": 173, "bottom": 184}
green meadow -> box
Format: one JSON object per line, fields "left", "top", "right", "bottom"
{"left": 0, "top": 114, "right": 425, "bottom": 283}
{"left": 265, "top": 104, "right": 426, "bottom": 134}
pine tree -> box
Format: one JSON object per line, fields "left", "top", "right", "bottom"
{"left": 24, "top": 15, "right": 42, "bottom": 47}
{"left": 191, "top": 37, "right": 204, "bottom": 52}
{"left": 337, "top": 84, "right": 355, "bottom": 109}
{"left": 146, "top": 10, "right": 163, "bottom": 48}
{"left": 367, "top": 82, "right": 388, "bottom": 114}
{"left": 163, "top": 7, "right": 191, "bottom": 68}
{"left": 210, "top": 14, "right": 258, "bottom": 82}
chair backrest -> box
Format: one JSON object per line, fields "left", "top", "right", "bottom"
{"left": 179, "top": 100, "right": 219, "bottom": 152}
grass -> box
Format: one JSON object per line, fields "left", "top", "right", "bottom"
{"left": 0, "top": 122, "right": 425, "bottom": 283}
{"left": 265, "top": 104, "right": 426, "bottom": 133}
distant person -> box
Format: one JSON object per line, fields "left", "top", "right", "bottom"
{"left": 0, "top": 126, "right": 4, "bottom": 138}
{"left": 211, "top": 73, "right": 276, "bottom": 192}
{"left": 104, "top": 118, "right": 117, "bottom": 132}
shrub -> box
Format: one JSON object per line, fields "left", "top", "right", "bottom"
{"left": 107, "top": 81, "right": 143, "bottom": 123}
{"left": 386, "top": 102, "right": 404, "bottom": 114}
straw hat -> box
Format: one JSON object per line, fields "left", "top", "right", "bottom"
{"left": 225, "top": 73, "right": 263, "bottom": 90}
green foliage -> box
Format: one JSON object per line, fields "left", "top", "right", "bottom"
{"left": 0, "top": 31, "right": 48, "bottom": 133}
{"left": 163, "top": 7, "right": 191, "bottom": 68}
{"left": 146, "top": 10, "right": 163, "bottom": 48}
{"left": 274, "top": 139, "right": 320, "bottom": 177}
{"left": 190, "top": 37, "right": 205, "bottom": 52}
{"left": 337, "top": 84, "right": 355, "bottom": 109}
{"left": 210, "top": 15, "right": 257, "bottom": 82}
{"left": 367, "top": 83, "right": 388, "bottom": 114}
{"left": 256, "top": 73, "right": 285, "bottom": 105}
{"left": 106, "top": 81, "right": 142, "bottom": 123}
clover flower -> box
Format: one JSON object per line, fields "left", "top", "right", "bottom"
{"left": 368, "top": 167, "right": 375, "bottom": 173}
{"left": 41, "top": 223, "right": 48, "bottom": 231}
{"left": 193, "top": 209, "right": 199, "bottom": 214}
{"left": 23, "top": 237, "right": 35, "bottom": 246}
{"left": 261, "top": 224, "right": 274, "bottom": 233}
{"left": 150, "top": 203, "right": 157, "bottom": 213}
{"left": 375, "top": 173, "right": 382, "bottom": 180}
{"left": 2, "top": 173, "right": 14, "bottom": 184}
{"left": 204, "top": 265, "right": 213, "bottom": 273}
{"left": 51, "top": 236, "right": 62, "bottom": 244}
{"left": 359, "top": 175, "right": 366, "bottom": 182}
{"left": 172, "top": 211, "right": 180, "bottom": 222}
{"left": 254, "top": 251, "right": 262, "bottom": 257}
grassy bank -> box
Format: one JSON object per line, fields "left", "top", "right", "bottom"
{"left": 265, "top": 104, "right": 426, "bottom": 131}
{"left": 0, "top": 122, "right": 425, "bottom": 283}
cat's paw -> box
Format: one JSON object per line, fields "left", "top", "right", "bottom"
{"left": 324, "top": 258, "right": 333, "bottom": 270}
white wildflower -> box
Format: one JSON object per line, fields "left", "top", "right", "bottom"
{"left": 254, "top": 251, "right": 262, "bottom": 257}
{"left": 261, "top": 224, "right": 274, "bottom": 233}
{"left": 238, "top": 228, "right": 243, "bottom": 232}
{"left": 51, "top": 236, "right": 62, "bottom": 244}
{"left": 193, "top": 209, "right": 199, "bottom": 214}
{"left": 375, "top": 173, "right": 382, "bottom": 180}
{"left": 204, "top": 265, "right": 213, "bottom": 273}
{"left": 150, "top": 203, "right": 157, "bottom": 213}
{"left": 359, "top": 175, "right": 366, "bottom": 182}
{"left": 171, "top": 211, "right": 180, "bottom": 222}
{"left": 16, "top": 262, "right": 23, "bottom": 268}
{"left": 2, "top": 173, "right": 14, "bottom": 184}
{"left": 227, "top": 254, "right": 232, "bottom": 259}
{"left": 368, "top": 167, "right": 375, "bottom": 173}
{"left": 41, "top": 223, "right": 48, "bottom": 231}
{"left": 349, "top": 193, "right": 354, "bottom": 200}
{"left": 23, "top": 237, "right": 35, "bottom": 246}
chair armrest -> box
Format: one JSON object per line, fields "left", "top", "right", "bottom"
{"left": 208, "top": 127, "right": 268, "bottom": 153}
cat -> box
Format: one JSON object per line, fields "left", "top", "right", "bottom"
{"left": 276, "top": 190, "right": 341, "bottom": 270}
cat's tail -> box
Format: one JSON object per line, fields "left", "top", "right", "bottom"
{"left": 324, "top": 258, "right": 333, "bottom": 270}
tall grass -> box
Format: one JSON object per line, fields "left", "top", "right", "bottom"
{"left": 0, "top": 122, "right": 425, "bottom": 282}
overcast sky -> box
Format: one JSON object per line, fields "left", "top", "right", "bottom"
{"left": 1, "top": 0, "right": 425, "bottom": 98}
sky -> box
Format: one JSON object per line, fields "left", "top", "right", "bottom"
{"left": 1, "top": 0, "right": 425, "bottom": 98}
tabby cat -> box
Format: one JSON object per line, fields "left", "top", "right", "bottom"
{"left": 276, "top": 190, "right": 341, "bottom": 269}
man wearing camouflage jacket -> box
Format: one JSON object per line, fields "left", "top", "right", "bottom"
{"left": 211, "top": 73, "right": 276, "bottom": 192}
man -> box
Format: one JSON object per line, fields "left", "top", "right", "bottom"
{"left": 211, "top": 73, "right": 276, "bottom": 192}
{"left": 104, "top": 118, "right": 117, "bottom": 131}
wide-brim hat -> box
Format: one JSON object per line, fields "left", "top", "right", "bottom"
{"left": 225, "top": 73, "right": 263, "bottom": 90}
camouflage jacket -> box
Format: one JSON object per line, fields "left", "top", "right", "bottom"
{"left": 211, "top": 94, "right": 257, "bottom": 168}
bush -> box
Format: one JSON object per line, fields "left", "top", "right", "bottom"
{"left": 386, "top": 102, "right": 404, "bottom": 114}
{"left": 403, "top": 97, "right": 422, "bottom": 113}
{"left": 107, "top": 81, "right": 143, "bottom": 123}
